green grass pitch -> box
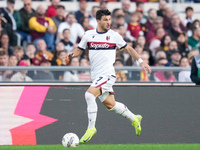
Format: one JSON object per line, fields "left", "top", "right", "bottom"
{"left": 0, "top": 144, "right": 200, "bottom": 150}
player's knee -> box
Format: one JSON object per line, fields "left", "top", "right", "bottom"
{"left": 109, "top": 102, "right": 126, "bottom": 114}
{"left": 85, "top": 92, "right": 95, "bottom": 101}
{"left": 105, "top": 101, "right": 116, "bottom": 110}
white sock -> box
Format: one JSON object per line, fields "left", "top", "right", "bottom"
{"left": 85, "top": 92, "right": 97, "bottom": 129}
{"left": 109, "top": 101, "right": 135, "bottom": 122}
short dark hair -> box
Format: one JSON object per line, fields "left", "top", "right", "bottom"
{"left": 136, "top": 1, "right": 144, "bottom": 7}
{"left": 185, "top": 6, "right": 193, "bottom": 12}
{"left": 26, "top": 42, "right": 35, "bottom": 47}
{"left": 63, "top": 28, "right": 70, "bottom": 34}
{"left": 96, "top": 9, "right": 111, "bottom": 20}
{"left": 57, "top": 5, "right": 65, "bottom": 10}
{"left": 66, "top": 12, "right": 74, "bottom": 18}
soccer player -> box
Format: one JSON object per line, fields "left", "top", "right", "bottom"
{"left": 67, "top": 9, "right": 151, "bottom": 144}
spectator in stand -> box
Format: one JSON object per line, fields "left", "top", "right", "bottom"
{"left": 184, "top": 7, "right": 195, "bottom": 29}
{"left": 157, "top": 0, "right": 167, "bottom": 17}
{"left": 2, "top": 55, "right": 17, "bottom": 81}
{"left": 57, "top": 12, "right": 85, "bottom": 44}
{"left": 121, "top": 0, "right": 131, "bottom": 24}
{"left": 188, "top": 48, "right": 199, "bottom": 66}
{"left": 155, "top": 51, "right": 167, "bottom": 62}
{"left": 51, "top": 50, "right": 69, "bottom": 80}
{"left": 163, "top": 7, "right": 174, "bottom": 30}
{"left": 0, "top": 50, "right": 9, "bottom": 81}
{"left": 118, "top": 25, "right": 128, "bottom": 41}
{"left": 32, "top": 39, "right": 53, "bottom": 66}
{"left": 154, "top": 58, "right": 176, "bottom": 82}
{"left": 0, "top": 1, "right": 18, "bottom": 46}
{"left": 166, "top": 50, "right": 182, "bottom": 68}
{"left": 169, "top": 40, "right": 178, "bottom": 51}
{"left": 136, "top": 35, "right": 148, "bottom": 50}
{"left": 0, "top": 18, "right": 17, "bottom": 47}
{"left": 8, "top": 55, "right": 17, "bottom": 66}
{"left": 46, "top": 0, "right": 60, "bottom": 18}
{"left": 33, "top": 58, "right": 55, "bottom": 81}
{"left": 51, "top": 5, "right": 66, "bottom": 30}
{"left": 187, "top": 19, "right": 200, "bottom": 37}
{"left": 10, "top": 60, "right": 32, "bottom": 82}
{"left": 52, "top": 42, "right": 65, "bottom": 61}
{"left": 52, "top": 50, "right": 69, "bottom": 66}
{"left": 145, "top": 8, "right": 157, "bottom": 32}
{"left": 114, "top": 59, "right": 127, "bottom": 82}
{"left": 167, "top": 14, "right": 187, "bottom": 41}
{"left": 135, "top": 1, "right": 148, "bottom": 24}
{"left": 165, "top": 40, "right": 178, "bottom": 61}
{"left": 146, "top": 16, "right": 164, "bottom": 45}
{"left": 25, "top": 43, "right": 36, "bottom": 60}
{"left": 139, "top": 51, "right": 151, "bottom": 82}
{"left": 0, "top": 50, "right": 9, "bottom": 67}
{"left": 149, "top": 27, "right": 166, "bottom": 57}
{"left": 99, "top": 0, "right": 108, "bottom": 10}
{"left": 156, "top": 34, "right": 172, "bottom": 53}
{"left": 188, "top": 25, "right": 200, "bottom": 52}
{"left": 126, "top": 12, "right": 141, "bottom": 42}
{"left": 18, "top": 0, "right": 35, "bottom": 44}
{"left": 0, "top": 33, "right": 13, "bottom": 56}
{"left": 80, "top": 17, "right": 93, "bottom": 31}
{"left": 0, "top": 0, "right": 17, "bottom": 31}
{"left": 13, "top": 46, "right": 25, "bottom": 63}
{"left": 29, "top": 5, "right": 57, "bottom": 52}
{"left": 178, "top": 57, "right": 191, "bottom": 82}
{"left": 60, "top": 29, "right": 74, "bottom": 54}
{"left": 75, "top": 0, "right": 89, "bottom": 24}
{"left": 177, "top": 32, "right": 191, "bottom": 57}
{"left": 129, "top": 42, "right": 144, "bottom": 66}
{"left": 111, "top": 15, "right": 127, "bottom": 29}
{"left": 79, "top": 58, "right": 91, "bottom": 82}
{"left": 190, "top": 54, "right": 200, "bottom": 85}
{"left": 111, "top": 9, "right": 125, "bottom": 29}
{"left": 63, "top": 57, "right": 80, "bottom": 82}
{"left": 89, "top": 6, "right": 100, "bottom": 29}
{"left": 136, "top": 35, "right": 154, "bottom": 65}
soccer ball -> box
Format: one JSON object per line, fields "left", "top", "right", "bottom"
{"left": 62, "top": 133, "right": 79, "bottom": 147}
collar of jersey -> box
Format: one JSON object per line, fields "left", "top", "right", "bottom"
{"left": 96, "top": 29, "right": 109, "bottom": 34}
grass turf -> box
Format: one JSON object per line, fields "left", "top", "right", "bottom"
{"left": 0, "top": 144, "right": 200, "bottom": 150}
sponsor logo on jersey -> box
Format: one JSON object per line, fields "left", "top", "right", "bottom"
{"left": 90, "top": 42, "right": 110, "bottom": 49}
{"left": 88, "top": 42, "right": 116, "bottom": 50}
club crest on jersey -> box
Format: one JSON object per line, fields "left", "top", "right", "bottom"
{"left": 106, "top": 36, "right": 110, "bottom": 41}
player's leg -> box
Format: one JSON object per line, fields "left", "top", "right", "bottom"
{"left": 85, "top": 86, "right": 101, "bottom": 129}
{"left": 102, "top": 94, "right": 142, "bottom": 136}
{"left": 80, "top": 86, "right": 101, "bottom": 144}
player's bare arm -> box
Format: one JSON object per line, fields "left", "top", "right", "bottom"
{"left": 124, "top": 45, "right": 152, "bottom": 73}
{"left": 67, "top": 47, "right": 83, "bottom": 59}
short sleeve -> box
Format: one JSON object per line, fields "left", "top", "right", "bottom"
{"left": 78, "top": 33, "right": 88, "bottom": 50}
{"left": 115, "top": 32, "right": 127, "bottom": 50}
{"left": 58, "top": 22, "right": 68, "bottom": 33}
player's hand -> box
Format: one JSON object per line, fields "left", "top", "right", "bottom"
{"left": 67, "top": 52, "right": 74, "bottom": 59}
{"left": 140, "top": 62, "right": 152, "bottom": 73}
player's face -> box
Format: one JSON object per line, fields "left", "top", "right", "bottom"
{"left": 98, "top": 15, "right": 112, "bottom": 32}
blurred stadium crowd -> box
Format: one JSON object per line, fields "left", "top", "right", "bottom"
{"left": 0, "top": 0, "right": 199, "bottom": 82}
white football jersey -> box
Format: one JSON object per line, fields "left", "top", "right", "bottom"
{"left": 78, "top": 29, "right": 127, "bottom": 80}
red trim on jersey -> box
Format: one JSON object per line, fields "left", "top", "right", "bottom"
{"left": 96, "top": 80, "right": 107, "bottom": 88}
{"left": 100, "top": 87, "right": 102, "bottom": 95}
{"left": 109, "top": 91, "right": 115, "bottom": 95}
